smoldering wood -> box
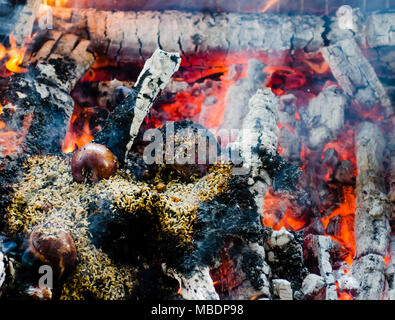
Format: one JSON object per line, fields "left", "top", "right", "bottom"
{"left": 218, "top": 59, "right": 266, "bottom": 132}
{"left": 308, "top": 235, "right": 338, "bottom": 300}
{"left": 0, "top": 33, "right": 94, "bottom": 160}
{"left": 93, "top": 48, "right": 181, "bottom": 162}
{"left": 352, "top": 122, "right": 391, "bottom": 300}
{"left": 221, "top": 241, "right": 272, "bottom": 300}
{"left": 162, "top": 265, "right": 219, "bottom": 300}
{"left": 354, "top": 122, "right": 391, "bottom": 258}
{"left": 50, "top": 8, "right": 325, "bottom": 64}
{"left": 303, "top": 85, "right": 348, "bottom": 150}
{"left": 366, "top": 11, "right": 395, "bottom": 48}
{"left": 272, "top": 279, "right": 292, "bottom": 300}
{"left": 322, "top": 38, "right": 392, "bottom": 114}
{"left": 386, "top": 236, "right": 395, "bottom": 300}
{"left": 294, "top": 274, "right": 326, "bottom": 300}
{"left": 86, "top": 79, "right": 189, "bottom": 109}
{"left": 11, "top": 0, "right": 41, "bottom": 46}
{"left": 232, "top": 88, "right": 279, "bottom": 220}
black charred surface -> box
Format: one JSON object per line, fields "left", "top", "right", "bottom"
{"left": 182, "top": 174, "right": 265, "bottom": 276}
{"left": 152, "top": 120, "right": 221, "bottom": 183}
{"left": 257, "top": 148, "right": 302, "bottom": 193}
{"left": 93, "top": 90, "right": 138, "bottom": 162}
{"left": 0, "top": 157, "right": 24, "bottom": 232}
{"left": 267, "top": 230, "right": 308, "bottom": 291}
{"left": 0, "top": 58, "right": 79, "bottom": 156}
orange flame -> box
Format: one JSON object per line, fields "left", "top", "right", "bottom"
{"left": 321, "top": 186, "right": 356, "bottom": 266}
{"left": 261, "top": 0, "right": 279, "bottom": 13}
{"left": 42, "top": 0, "right": 67, "bottom": 6}
{"left": 62, "top": 106, "right": 96, "bottom": 153}
{"left": 3, "top": 37, "right": 28, "bottom": 74}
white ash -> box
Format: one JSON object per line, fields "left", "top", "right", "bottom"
{"left": 124, "top": 48, "right": 181, "bottom": 161}
{"left": 352, "top": 122, "right": 391, "bottom": 300}
{"left": 310, "top": 236, "right": 338, "bottom": 300}
{"left": 352, "top": 254, "right": 387, "bottom": 300}
{"left": 272, "top": 279, "right": 293, "bottom": 300}
{"left": 51, "top": 8, "right": 325, "bottom": 63}
{"left": 366, "top": 12, "right": 395, "bottom": 48}
{"left": 294, "top": 274, "right": 326, "bottom": 300}
{"left": 269, "top": 227, "right": 294, "bottom": 248}
{"left": 303, "top": 85, "right": 348, "bottom": 149}
{"left": 322, "top": 38, "right": 392, "bottom": 113}
{"left": 162, "top": 264, "right": 219, "bottom": 300}
{"left": 219, "top": 59, "right": 266, "bottom": 132}
{"left": 11, "top": 0, "right": 41, "bottom": 46}
{"left": 232, "top": 88, "right": 280, "bottom": 220}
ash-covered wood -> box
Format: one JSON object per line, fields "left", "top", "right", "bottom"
{"left": 0, "top": 33, "right": 94, "bottom": 160}
{"left": 11, "top": 0, "right": 41, "bottom": 46}
{"left": 366, "top": 11, "right": 395, "bottom": 48}
{"left": 386, "top": 236, "right": 395, "bottom": 300}
{"left": 302, "top": 85, "right": 348, "bottom": 149}
{"left": 93, "top": 49, "right": 181, "bottom": 162}
{"left": 352, "top": 122, "right": 391, "bottom": 300}
{"left": 163, "top": 265, "right": 219, "bottom": 300}
{"left": 305, "top": 235, "right": 338, "bottom": 300}
{"left": 322, "top": 38, "right": 392, "bottom": 113}
{"left": 50, "top": 8, "right": 325, "bottom": 63}
{"left": 218, "top": 59, "right": 266, "bottom": 132}
{"left": 88, "top": 79, "right": 189, "bottom": 109}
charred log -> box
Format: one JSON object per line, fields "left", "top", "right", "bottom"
{"left": 352, "top": 122, "right": 391, "bottom": 300}
{"left": 0, "top": 33, "right": 94, "bottom": 160}
{"left": 322, "top": 38, "right": 392, "bottom": 114}
{"left": 50, "top": 8, "right": 325, "bottom": 64}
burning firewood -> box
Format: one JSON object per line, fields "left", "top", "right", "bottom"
{"left": 93, "top": 48, "right": 181, "bottom": 162}
{"left": 352, "top": 122, "right": 392, "bottom": 300}
{"left": 0, "top": 33, "right": 94, "bottom": 162}
{"left": 10, "top": 0, "right": 42, "bottom": 46}
{"left": 49, "top": 7, "right": 325, "bottom": 63}
{"left": 322, "top": 38, "right": 392, "bottom": 114}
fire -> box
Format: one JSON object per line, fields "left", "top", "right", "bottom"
{"left": 0, "top": 37, "right": 28, "bottom": 74}
{"left": 336, "top": 282, "right": 353, "bottom": 300}
{"left": 263, "top": 188, "right": 306, "bottom": 232}
{"left": 264, "top": 66, "right": 306, "bottom": 95}
{"left": 62, "top": 106, "right": 97, "bottom": 153}
{"left": 42, "top": 0, "right": 67, "bottom": 6}
{"left": 261, "top": 0, "right": 279, "bottom": 13}
{"left": 321, "top": 186, "right": 356, "bottom": 266}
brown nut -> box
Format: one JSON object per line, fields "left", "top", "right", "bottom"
{"left": 71, "top": 143, "right": 118, "bottom": 182}
{"left": 28, "top": 226, "right": 77, "bottom": 279}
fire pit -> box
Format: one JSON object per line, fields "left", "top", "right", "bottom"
{"left": 0, "top": 0, "right": 394, "bottom": 301}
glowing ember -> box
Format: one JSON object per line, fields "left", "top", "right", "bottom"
{"left": 0, "top": 113, "right": 34, "bottom": 156}
{"left": 321, "top": 186, "right": 356, "bottom": 266}
{"left": 264, "top": 66, "right": 306, "bottom": 95}
{"left": 62, "top": 106, "right": 97, "bottom": 153}
{"left": 336, "top": 281, "right": 353, "bottom": 300}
